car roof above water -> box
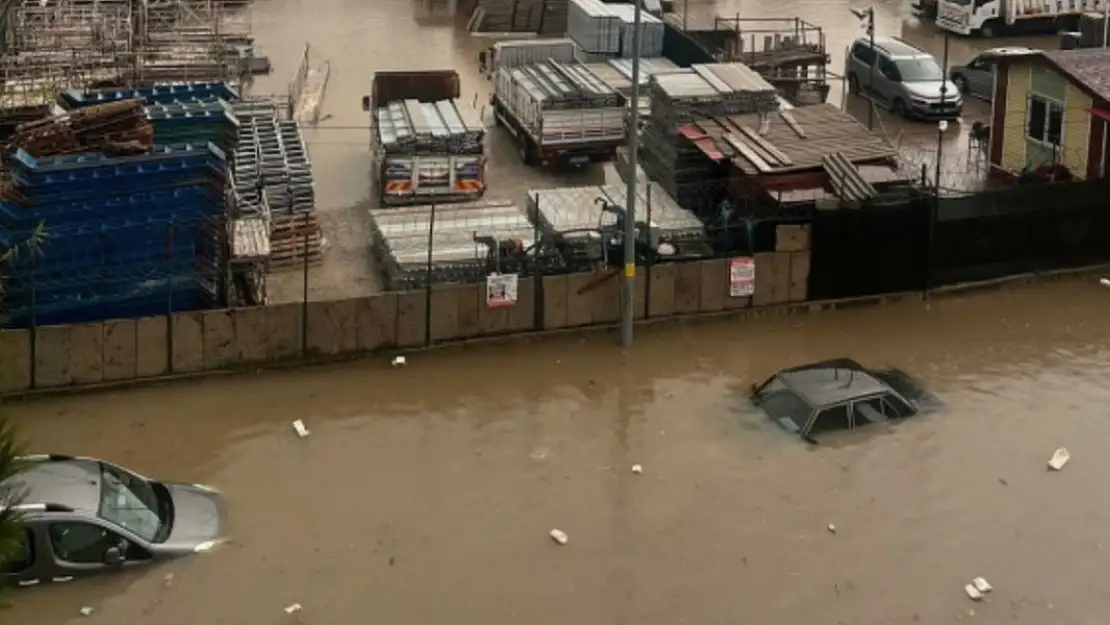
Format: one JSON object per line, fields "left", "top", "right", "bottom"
{"left": 776, "top": 358, "right": 893, "bottom": 407}
{"left": 858, "top": 37, "right": 930, "bottom": 60}
{"left": 2, "top": 458, "right": 101, "bottom": 515}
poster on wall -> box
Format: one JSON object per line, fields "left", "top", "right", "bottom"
{"left": 728, "top": 257, "right": 755, "bottom": 297}
{"left": 486, "top": 273, "right": 519, "bottom": 308}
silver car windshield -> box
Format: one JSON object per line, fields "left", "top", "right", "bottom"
{"left": 98, "top": 463, "right": 164, "bottom": 542}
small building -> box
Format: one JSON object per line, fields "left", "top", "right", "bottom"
{"left": 989, "top": 49, "right": 1110, "bottom": 180}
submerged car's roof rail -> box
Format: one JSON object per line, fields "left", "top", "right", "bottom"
{"left": 17, "top": 454, "right": 77, "bottom": 463}
{"left": 0, "top": 502, "right": 75, "bottom": 513}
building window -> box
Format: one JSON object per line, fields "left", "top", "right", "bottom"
{"left": 1027, "top": 95, "right": 1064, "bottom": 146}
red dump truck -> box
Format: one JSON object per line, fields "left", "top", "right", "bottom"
{"left": 361, "top": 70, "right": 487, "bottom": 206}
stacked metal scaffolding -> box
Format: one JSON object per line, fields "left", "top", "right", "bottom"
{"left": 640, "top": 64, "right": 779, "bottom": 211}
{"left": 0, "top": 0, "right": 253, "bottom": 111}
{"left": 375, "top": 99, "right": 485, "bottom": 155}
{"left": 0, "top": 143, "right": 228, "bottom": 326}
{"left": 368, "top": 200, "right": 536, "bottom": 291}
{"left": 231, "top": 99, "right": 320, "bottom": 272}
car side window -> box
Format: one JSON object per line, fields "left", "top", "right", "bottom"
{"left": 49, "top": 522, "right": 138, "bottom": 564}
{"left": 852, "top": 42, "right": 875, "bottom": 65}
{"left": 877, "top": 57, "right": 901, "bottom": 82}
{"left": 1, "top": 527, "right": 35, "bottom": 574}
{"left": 809, "top": 404, "right": 852, "bottom": 435}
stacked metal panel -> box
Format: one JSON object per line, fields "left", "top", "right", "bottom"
{"left": 567, "top": 0, "right": 621, "bottom": 56}
{"left": 648, "top": 64, "right": 779, "bottom": 129}
{"left": 526, "top": 181, "right": 704, "bottom": 249}
{"left": 641, "top": 63, "right": 779, "bottom": 210}
{"left": 368, "top": 200, "right": 536, "bottom": 291}
{"left": 508, "top": 60, "right": 621, "bottom": 110}
{"left": 604, "top": 3, "right": 665, "bottom": 58}
{"left": 374, "top": 99, "right": 484, "bottom": 155}
{"left": 0, "top": 144, "right": 227, "bottom": 326}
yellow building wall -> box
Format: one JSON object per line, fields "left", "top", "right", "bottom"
{"left": 1001, "top": 64, "right": 1030, "bottom": 173}
{"left": 1001, "top": 62, "right": 1092, "bottom": 178}
{"left": 1062, "top": 83, "right": 1091, "bottom": 179}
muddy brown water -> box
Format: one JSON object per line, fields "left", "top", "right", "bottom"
{"left": 8, "top": 279, "right": 1110, "bottom": 624}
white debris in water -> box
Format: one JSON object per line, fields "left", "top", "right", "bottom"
{"left": 549, "top": 529, "right": 568, "bottom": 545}
{"left": 631, "top": 464, "right": 643, "bottom": 474}
{"left": 827, "top": 523, "right": 837, "bottom": 534}
{"left": 392, "top": 356, "right": 407, "bottom": 367}
{"left": 1048, "top": 447, "right": 1071, "bottom": 471}
{"left": 284, "top": 603, "right": 303, "bottom": 614}
{"left": 965, "top": 584, "right": 984, "bottom": 601}
{"left": 972, "top": 577, "right": 992, "bottom": 594}
{"left": 292, "top": 420, "right": 310, "bottom": 438}
{"left": 79, "top": 607, "right": 95, "bottom": 617}
{"left": 1100, "top": 277, "right": 1110, "bottom": 287}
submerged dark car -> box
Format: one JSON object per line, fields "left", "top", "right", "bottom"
{"left": 751, "top": 359, "right": 939, "bottom": 442}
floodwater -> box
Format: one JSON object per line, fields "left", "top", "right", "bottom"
{"left": 8, "top": 279, "right": 1110, "bottom": 624}
{"left": 254, "top": 0, "right": 1049, "bottom": 304}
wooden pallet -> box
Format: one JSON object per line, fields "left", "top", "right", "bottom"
{"left": 268, "top": 220, "right": 324, "bottom": 271}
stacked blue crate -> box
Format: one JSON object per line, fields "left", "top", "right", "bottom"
{"left": 1, "top": 144, "right": 228, "bottom": 327}
{"left": 59, "top": 83, "right": 241, "bottom": 108}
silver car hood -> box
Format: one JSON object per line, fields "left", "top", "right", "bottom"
{"left": 161, "top": 483, "right": 226, "bottom": 549}
{"left": 904, "top": 80, "right": 961, "bottom": 100}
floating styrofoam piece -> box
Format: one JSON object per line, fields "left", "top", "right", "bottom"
{"left": 972, "top": 577, "right": 992, "bottom": 593}
{"left": 631, "top": 464, "right": 643, "bottom": 474}
{"left": 965, "top": 584, "right": 983, "bottom": 601}
{"left": 549, "top": 529, "right": 569, "bottom": 545}
{"left": 79, "top": 607, "right": 95, "bottom": 616}
{"left": 292, "top": 420, "right": 310, "bottom": 438}
{"left": 827, "top": 523, "right": 837, "bottom": 534}
{"left": 284, "top": 603, "right": 303, "bottom": 614}
{"left": 392, "top": 356, "right": 407, "bottom": 367}
{"left": 1048, "top": 447, "right": 1071, "bottom": 471}
{"left": 1100, "top": 277, "right": 1110, "bottom": 287}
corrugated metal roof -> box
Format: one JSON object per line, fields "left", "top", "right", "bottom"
{"left": 678, "top": 103, "right": 898, "bottom": 175}
{"left": 822, "top": 152, "right": 877, "bottom": 203}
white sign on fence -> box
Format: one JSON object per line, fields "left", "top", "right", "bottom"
{"left": 486, "top": 273, "right": 519, "bottom": 308}
{"left": 729, "top": 257, "right": 755, "bottom": 297}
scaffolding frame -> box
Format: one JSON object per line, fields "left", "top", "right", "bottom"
{"left": 0, "top": 0, "right": 253, "bottom": 111}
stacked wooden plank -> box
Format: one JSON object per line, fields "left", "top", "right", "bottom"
{"left": 269, "top": 213, "right": 324, "bottom": 271}
{"left": 5, "top": 99, "right": 153, "bottom": 158}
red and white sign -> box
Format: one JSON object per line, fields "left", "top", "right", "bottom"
{"left": 485, "top": 273, "right": 518, "bottom": 308}
{"left": 728, "top": 257, "right": 755, "bottom": 297}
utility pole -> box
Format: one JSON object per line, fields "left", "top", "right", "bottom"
{"left": 621, "top": 0, "right": 644, "bottom": 348}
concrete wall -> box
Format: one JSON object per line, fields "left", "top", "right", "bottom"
{"left": 0, "top": 259, "right": 781, "bottom": 393}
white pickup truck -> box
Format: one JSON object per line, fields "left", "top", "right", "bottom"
{"left": 480, "top": 39, "right": 626, "bottom": 167}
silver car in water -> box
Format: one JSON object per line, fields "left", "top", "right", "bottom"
{"left": 846, "top": 36, "right": 963, "bottom": 120}
{"left": 0, "top": 455, "right": 226, "bottom": 587}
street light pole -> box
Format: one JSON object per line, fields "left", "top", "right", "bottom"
{"left": 620, "top": 0, "right": 643, "bottom": 348}
{"left": 866, "top": 8, "right": 875, "bottom": 131}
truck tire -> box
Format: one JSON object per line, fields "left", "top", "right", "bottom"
{"left": 978, "top": 19, "right": 1000, "bottom": 37}
{"left": 518, "top": 138, "right": 536, "bottom": 166}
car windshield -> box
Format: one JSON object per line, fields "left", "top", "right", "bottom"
{"left": 98, "top": 463, "right": 167, "bottom": 543}
{"left": 753, "top": 378, "right": 813, "bottom": 431}
{"left": 896, "top": 57, "right": 944, "bottom": 81}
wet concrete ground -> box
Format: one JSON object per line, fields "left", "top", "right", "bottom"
{"left": 252, "top": 0, "right": 1053, "bottom": 305}
{"left": 8, "top": 278, "right": 1110, "bottom": 624}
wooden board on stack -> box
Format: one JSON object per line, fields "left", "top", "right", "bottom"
{"left": 269, "top": 213, "right": 324, "bottom": 271}
{"left": 4, "top": 99, "right": 154, "bottom": 160}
